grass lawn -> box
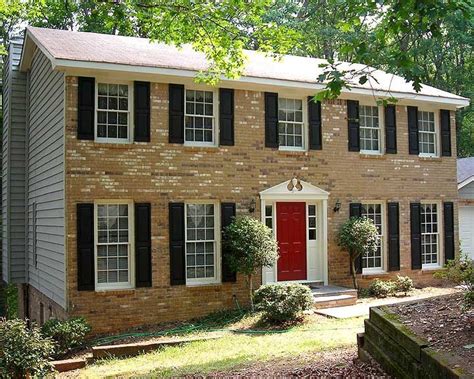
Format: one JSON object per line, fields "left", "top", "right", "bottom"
{"left": 76, "top": 312, "right": 365, "bottom": 378}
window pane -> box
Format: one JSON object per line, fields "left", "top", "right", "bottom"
{"left": 186, "top": 203, "right": 216, "bottom": 280}
{"left": 421, "top": 203, "right": 439, "bottom": 265}
{"left": 96, "top": 83, "right": 130, "bottom": 141}
{"left": 359, "top": 106, "right": 380, "bottom": 152}
{"left": 278, "top": 98, "right": 304, "bottom": 148}
{"left": 185, "top": 89, "right": 215, "bottom": 143}
{"left": 96, "top": 204, "right": 130, "bottom": 286}
{"left": 361, "top": 203, "right": 383, "bottom": 269}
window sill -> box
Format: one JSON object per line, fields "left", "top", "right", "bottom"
{"left": 186, "top": 281, "right": 222, "bottom": 288}
{"left": 94, "top": 288, "right": 136, "bottom": 295}
{"left": 359, "top": 152, "right": 385, "bottom": 159}
{"left": 362, "top": 270, "right": 387, "bottom": 278}
{"left": 418, "top": 155, "right": 441, "bottom": 161}
{"left": 421, "top": 265, "right": 443, "bottom": 273}
{"left": 277, "top": 148, "right": 308, "bottom": 155}
{"left": 88, "top": 141, "right": 135, "bottom": 149}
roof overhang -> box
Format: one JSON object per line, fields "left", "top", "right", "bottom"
{"left": 459, "top": 176, "right": 474, "bottom": 190}
{"left": 19, "top": 28, "right": 470, "bottom": 109}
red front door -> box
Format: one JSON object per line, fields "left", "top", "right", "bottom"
{"left": 276, "top": 202, "right": 307, "bottom": 281}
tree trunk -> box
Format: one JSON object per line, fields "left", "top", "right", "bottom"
{"left": 248, "top": 273, "right": 254, "bottom": 311}
{"left": 351, "top": 258, "right": 358, "bottom": 290}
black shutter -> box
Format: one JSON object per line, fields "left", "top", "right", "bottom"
{"left": 135, "top": 203, "right": 152, "bottom": 287}
{"left": 77, "top": 204, "right": 94, "bottom": 291}
{"left": 440, "top": 110, "right": 452, "bottom": 157}
{"left": 134, "top": 81, "right": 151, "bottom": 142}
{"left": 407, "top": 106, "right": 419, "bottom": 155}
{"left": 444, "top": 202, "right": 455, "bottom": 263}
{"left": 387, "top": 202, "right": 400, "bottom": 271}
{"left": 169, "top": 84, "right": 184, "bottom": 144}
{"left": 347, "top": 100, "right": 360, "bottom": 151}
{"left": 308, "top": 97, "right": 322, "bottom": 150}
{"left": 77, "top": 77, "right": 95, "bottom": 140}
{"left": 264, "top": 92, "right": 279, "bottom": 148}
{"left": 219, "top": 88, "right": 234, "bottom": 146}
{"left": 349, "top": 203, "right": 363, "bottom": 274}
{"left": 169, "top": 203, "right": 185, "bottom": 285}
{"left": 221, "top": 203, "right": 237, "bottom": 282}
{"left": 410, "top": 203, "right": 422, "bottom": 269}
{"left": 385, "top": 105, "right": 397, "bottom": 154}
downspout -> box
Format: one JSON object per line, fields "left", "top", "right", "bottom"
{"left": 23, "top": 64, "right": 30, "bottom": 319}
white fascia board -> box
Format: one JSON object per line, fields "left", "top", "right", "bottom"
{"left": 53, "top": 58, "right": 470, "bottom": 108}
{"left": 459, "top": 176, "right": 474, "bottom": 190}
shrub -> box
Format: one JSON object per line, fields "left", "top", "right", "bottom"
{"left": 395, "top": 275, "right": 414, "bottom": 295}
{"left": 224, "top": 216, "right": 279, "bottom": 310}
{"left": 0, "top": 318, "right": 55, "bottom": 378}
{"left": 254, "top": 283, "right": 313, "bottom": 323}
{"left": 368, "top": 279, "right": 396, "bottom": 298}
{"left": 434, "top": 252, "right": 474, "bottom": 308}
{"left": 338, "top": 217, "right": 379, "bottom": 290}
{"left": 5, "top": 284, "right": 18, "bottom": 319}
{"left": 41, "top": 317, "right": 91, "bottom": 356}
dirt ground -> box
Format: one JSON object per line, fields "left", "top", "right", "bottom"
{"left": 389, "top": 293, "right": 473, "bottom": 376}
{"left": 203, "top": 347, "right": 388, "bottom": 378}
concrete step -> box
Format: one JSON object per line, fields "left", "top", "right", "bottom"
{"left": 313, "top": 294, "right": 357, "bottom": 309}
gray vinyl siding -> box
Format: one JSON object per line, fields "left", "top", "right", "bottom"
{"left": 460, "top": 180, "right": 474, "bottom": 200}
{"left": 26, "top": 49, "right": 66, "bottom": 308}
{"left": 2, "top": 39, "right": 27, "bottom": 283}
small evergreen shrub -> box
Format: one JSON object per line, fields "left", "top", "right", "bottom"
{"left": 5, "top": 284, "right": 18, "bottom": 319}
{"left": 368, "top": 279, "right": 396, "bottom": 298}
{"left": 41, "top": 317, "right": 91, "bottom": 356}
{"left": 435, "top": 253, "right": 474, "bottom": 309}
{"left": 254, "top": 283, "right": 313, "bottom": 323}
{"left": 395, "top": 275, "right": 414, "bottom": 295}
{"left": 0, "top": 318, "right": 55, "bottom": 378}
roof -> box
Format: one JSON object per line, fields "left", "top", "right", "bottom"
{"left": 21, "top": 26, "right": 469, "bottom": 107}
{"left": 458, "top": 157, "right": 474, "bottom": 187}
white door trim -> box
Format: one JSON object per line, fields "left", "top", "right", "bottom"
{"left": 259, "top": 179, "right": 329, "bottom": 285}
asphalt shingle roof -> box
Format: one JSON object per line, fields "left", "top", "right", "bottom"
{"left": 25, "top": 26, "right": 468, "bottom": 103}
{"left": 458, "top": 157, "right": 474, "bottom": 184}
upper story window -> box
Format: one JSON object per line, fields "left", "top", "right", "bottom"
{"left": 96, "top": 203, "right": 133, "bottom": 290}
{"left": 418, "top": 111, "right": 437, "bottom": 156}
{"left": 185, "top": 203, "right": 218, "bottom": 284}
{"left": 421, "top": 203, "right": 440, "bottom": 267}
{"left": 96, "top": 83, "right": 131, "bottom": 142}
{"left": 185, "top": 89, "right": 216, "bottom": 145}
{"left": 278, "top": 98, "right": 304, "bottom": 150}
{"left": 360, "top": 105, "right": 381, "bottom": 154}
{"left": 361, "top": 203, "right": 384, "bottom": 271}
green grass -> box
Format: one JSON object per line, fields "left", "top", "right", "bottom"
{"left": 80, "top": 312, "right": 364, "bottom": 378}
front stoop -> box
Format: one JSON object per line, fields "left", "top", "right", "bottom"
{"left": 309, "top": 284, "right": 358, "bottom": 309}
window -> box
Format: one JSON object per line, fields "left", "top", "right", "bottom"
{"left": 360, "top": 105, "right": 381, "bottom": 153}
{"left": 185, "top": 89, "right": 216, "bottom": 145}
{"left": 418, "top": 111, "right": 437, "bottom": 156}
{"left": 265, "top": 205, "right": 273, "bottom": 230}
{"left": 308, "top": 205, "right": 317, "bottom": 240}
{"left": 185, "top": 203, "right": 218, "bottom": 284}
{"left": 96, "top": 203, "right": 133, "bottom": 289}
{"left": 278, "top": 98, "right": 304, "bottom": 149}
{"left": 421, "top": 203, "right": 440, "bottom": 267}
{"left": 361, "top": 203, "right": 384, "bottom": 271}
{"left": 97, "top": 83, "right": 131, "bottom": 142}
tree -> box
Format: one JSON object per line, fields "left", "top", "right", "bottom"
{"left": 223, "top": 216, "right": 279, "bottom": 310}
{"left": 338, "top": 217, "right": 379, "bottom": 290}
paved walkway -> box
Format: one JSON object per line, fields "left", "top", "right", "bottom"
{"left": 315, "top": 287, "right": 459, "bottom": 319}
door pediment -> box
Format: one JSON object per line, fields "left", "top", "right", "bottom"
{"left": 259, "top": 179, "right": 330, "bottom": 200}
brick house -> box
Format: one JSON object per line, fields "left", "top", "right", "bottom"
{"left": 2, "top": 27, "right": 469, "bottom": 333}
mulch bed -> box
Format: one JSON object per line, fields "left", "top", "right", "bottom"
{"left": 388, "top": 293, "right": 474, "bottom": 375}
{"left": 201, "top": 347, "right": 388, "bottom": 378}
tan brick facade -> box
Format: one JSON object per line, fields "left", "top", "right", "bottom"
{"left": 64, "top": 76, "right": 458, "bottom": 334}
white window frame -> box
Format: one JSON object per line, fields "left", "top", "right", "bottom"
{"left": 307, "top": 204, "right": 317, "bottom": 241}
{"left": 421, "top": 201, "right": 443, "bottom": 269}
{"left": 359, "top": 104, "right": 384, "bottom": 155}
{"left": 94, "top": 200, "right": 135, "bottom": 291}
{"left": 278, "top": 96, "right": 307, "bottom": 152}
{"left": 418, "top": 109, "right": 440, "bottom": 158}
{"left": 95, "top": 80, "right": 133, "bottom": 144}
{"left": 184, "top": 86, "right": 219, "bottom": 147}
{"left": 361, "top": 201, "right": 386, "bottom": 274}
{"left": 184, "top": 200, "right": 221, "bottom": 285}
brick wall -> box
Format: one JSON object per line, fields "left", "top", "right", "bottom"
{"left": 64, "top": 77, "right": 458, "bottom": 334}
